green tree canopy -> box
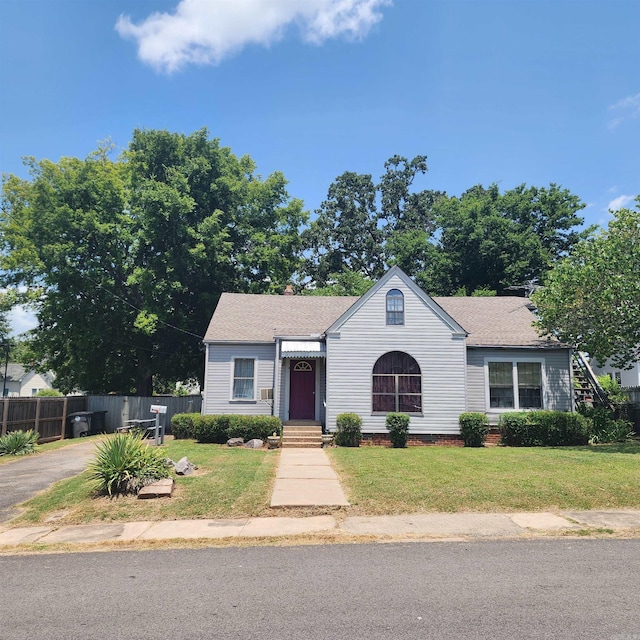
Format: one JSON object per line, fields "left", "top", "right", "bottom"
{"left": 427, "top": 183, "right": 589, "bottom": 295}
{"left": 301, "top": 155, "right": 444, "bottom": 291}
{"left": 532, "top": 198, "right": 640, "bottom": 368}
{"left": 1, "top": 129, "right": 306, "bottom": 394}
{"left": 301, "top": 156, "right": 588, "bottom": 296}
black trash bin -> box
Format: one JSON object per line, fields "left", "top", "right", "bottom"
{"left": 89, "top": 410, "right": 107, "bottom": 434}
{"left": 67, "top": 411, "right": 108, "bottom": 437}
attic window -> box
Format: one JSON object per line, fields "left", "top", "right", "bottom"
{"left": 386, "top": 289, "right": 404, "bottom": 325}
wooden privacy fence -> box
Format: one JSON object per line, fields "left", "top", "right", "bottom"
{"left": 0, "top": 396, "right": 87, "bottom": 443}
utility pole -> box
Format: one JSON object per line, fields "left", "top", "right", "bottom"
{"left": 2, "top": 343, "right": 9, "bottom": 398}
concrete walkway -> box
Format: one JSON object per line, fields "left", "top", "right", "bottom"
{"left": 1, "top": 510, "right": 640, "bottom": 547}
{"left": 270, "top": 448, "right": 349, "bottom": 507}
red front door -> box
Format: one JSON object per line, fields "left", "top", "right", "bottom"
{"left": 289, "top": 360, "right": 316, "bottom": 420}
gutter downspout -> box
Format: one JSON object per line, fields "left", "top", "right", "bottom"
{"left": 273, "top": 339, "right": 280, "bottom": 418}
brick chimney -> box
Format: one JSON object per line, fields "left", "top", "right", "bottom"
{"left": 283, "top": 284, "right": 294, "bottom": 296}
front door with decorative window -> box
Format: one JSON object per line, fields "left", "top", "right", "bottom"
{"left": 289, "top": 360, "right": 316, "bottom": 420}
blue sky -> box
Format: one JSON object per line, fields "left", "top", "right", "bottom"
{"left": 1, "top": 0, "right": 639, "bottom": 333}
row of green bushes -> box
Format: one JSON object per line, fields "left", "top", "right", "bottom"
{"left": 459, "top": 409, "right": 634, "bottom": 447}
{"left": 335, "top": 412, "right": 410, "bottom": 448}
{"left": 172, "top": 413, "right": 282, "bottom": 443}
{"left": 334, "top": 409, "right": 633, "bottom": 448}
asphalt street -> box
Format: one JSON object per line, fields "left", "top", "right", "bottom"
{"left": 1, "top": 539, "right": 639, "bottom": 640}
{"left": 0, "top": 439, "right": 96, "bottom": 522}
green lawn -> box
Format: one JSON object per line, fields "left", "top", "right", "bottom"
{"left": 10, "top": 440, "right": 278, "bottom": 526}
{"left": 327, "top": 442, "right": 640, "bottom": 514}
{"left": 8, "top": 440, "right": 640, "bottom": 527}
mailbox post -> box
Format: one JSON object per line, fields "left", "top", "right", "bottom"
{"left": 150, "top": 404, "right": 167, "bottom": 445}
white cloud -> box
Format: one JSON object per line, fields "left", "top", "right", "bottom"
{"left": 607, "top": 194, "right": 634, "bottom": 211}
{"left": 608, "top": 92, "right": 640, "bottom": 130}
{"left": 116, "top": 0, "right": 391, "bottom": 73}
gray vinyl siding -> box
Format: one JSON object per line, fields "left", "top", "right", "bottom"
{"left": 326, "top": 275, "right": 467, "bottom": 434}
{"left": 204, "top": 343, "right": 276, "bottom": 416}
{"left": 466, "top": 347, "right": 573, "bottom": 422}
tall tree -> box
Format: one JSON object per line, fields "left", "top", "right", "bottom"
{"left": 1, "top": 129, "right": 306, "bottom": 394}
{"left": 533, "top": 199, "right": 640, "bottom": 368}
{"left": 302, "top": 157, "right": 587, "bottom": 298}
{"left": 302, "top": 155, "right": 442, "bottom": 290}
{"left": 427, "top": 183, "right": 589, "bottom": 295}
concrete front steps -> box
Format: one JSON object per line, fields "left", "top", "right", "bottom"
{"left": 282, "top": 421, "right": 322, "bottom": 448}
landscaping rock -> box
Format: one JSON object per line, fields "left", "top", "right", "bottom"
{"left": 174, "top": 457, "right": 198, "bottom": 476}
{"left": 245, "top": 438, "right": 264, "bottom": 449}
{"left": 138, "top": 478, "right": 174, "bottom": 499}
{"left": 227, "top": 438, "right": 244, "bottom": 447}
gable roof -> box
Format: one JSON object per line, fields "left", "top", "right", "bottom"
{"left": 5, "top": 364, "right": 27, "bottom": 382}
{"left": 325, "top": 265, "right": 467, "bottom": 336}
{"left": 204, "top": 293, "right": 358, "bottom": 342}
{"left": 204, "top": 269, "right": 564, "bottom": 348}
{"left": 434, "top": 296, "right": 560, "bottom": 347}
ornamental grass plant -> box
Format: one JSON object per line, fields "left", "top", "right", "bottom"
{"left": 88, "top": 432, "right": 171, "bottom": 496}
{"left": 0, "top": 429, "right": 40, "bottom": 456}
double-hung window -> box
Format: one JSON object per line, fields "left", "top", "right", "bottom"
{"left": 232, "top": 358, "right": 255, "bottom": 400}
{"left": 386, "top": 289, "right": 404, "bottom": 325}
{"left": 487, "top": 359, "right": 544, "bottom": 410}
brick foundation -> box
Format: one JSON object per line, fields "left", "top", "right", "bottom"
{"left": 359, "top": 428, "right": 502, "bottom": 447}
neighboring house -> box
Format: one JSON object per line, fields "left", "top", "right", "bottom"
{"left": 591, "top": 358, "right": 640, "bottom": 388}
{"left": 2, "top": 364, "right": 56, "bottom": 397}
{"left": 203, "top": 267, "right": 573, "bottom": 441}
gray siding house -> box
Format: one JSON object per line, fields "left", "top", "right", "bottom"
{"left": 203, "top": 267, "right": 573, "bottom": 439}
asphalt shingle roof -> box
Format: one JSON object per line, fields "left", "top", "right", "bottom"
{"left": 433, "top": 296, "right": 561, "bottom": 347}
{"left": 204, "top": 293, "right": 359, "bottom": 342}
{"left": 205, "top": 291, "right": 563, "bottom": 348}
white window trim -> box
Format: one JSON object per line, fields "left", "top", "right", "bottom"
{"left": 230, "top": 356, "right": 257, "bottom": 402}
{"left": 385, "top": 288, "right": 405, "bottom": 326}
{"left": 483, "top": 357, "right": 547, "bottom": 412}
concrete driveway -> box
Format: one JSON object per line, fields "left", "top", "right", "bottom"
{"left": 0, "top": 438, "right": 97, "bottom": 522}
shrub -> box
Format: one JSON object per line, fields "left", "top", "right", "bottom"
{"left": 335, "top": 413, "right": 362, "bottom": 447}
{"left": 386, "top": 412, "right": 410, "bottom": 448}
{"left": 589, "top": 419, "right": 634, "bottom": 444}
{"left": 0, "top": 429, "right": 40, "bottom": 456}
{"left": 35, "top": 389, "right": 63, "bottom": 397}
{"left": 578, "top": 405, "right": 634, "bottom": 444}
{"left": 226, "top": 415, "right": 281, "bottom": 441}
{"left": 498, "top": 413, "right": 532, "bottom": 446}
{"left": 193, "top": 415, "right": 230, "bottom": 443}
{"left": 174, "top": 414, "right": 282, "bottom": 444}
{"left": 499, "top": 411, "right": 590, "bottom": 446}
{"left": 88, "top": 433, "right": 171, "bottom": 496}
{"left": 459, "top": 412, "right": 489, "bottom": 447}
{"left": 170, "top": 413, "right": 198, "bottom": 439}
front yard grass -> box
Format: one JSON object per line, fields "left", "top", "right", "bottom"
{"left": 8, "top": 440, "right": 640, "bottom": 527}
{"left": 327, "top": 442, "right": 640, "bottom": 514}
{"left": 10, "top": 440, "right": 278, "bottom": 527}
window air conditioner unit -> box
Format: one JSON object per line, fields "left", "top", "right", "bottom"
{"left": 259, "top": 388, "right": 273, "bottom": 401}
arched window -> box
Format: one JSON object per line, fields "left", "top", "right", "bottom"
{"left": 372, "top": 351, "right": 422, "bottom": 413}
{"left": 386, "top": 289, "right": 404, "bottom": 325}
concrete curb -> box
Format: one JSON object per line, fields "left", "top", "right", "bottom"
{"left": 1, "top": 510, "right": 639, "bottom": 547}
